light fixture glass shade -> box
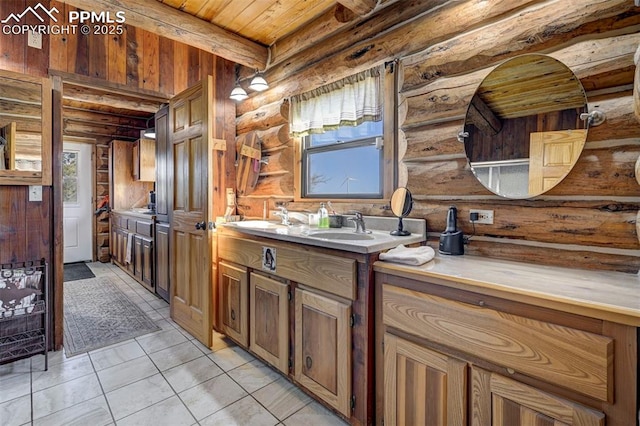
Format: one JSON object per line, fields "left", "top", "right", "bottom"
{"left": 143, "top": 128, "right": 156, "bottom": 138}
{"left": 249, "top": 73, "right": 269, "bottom": 91}
{"left": 230, "top": 84, "right": 248, "bottom": 101}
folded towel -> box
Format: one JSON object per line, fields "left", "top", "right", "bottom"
{"left": 125, "top": 232, "right": 134, "bottom": 264}
{"left": 379, "top": 244, "right": 435, "bottom": 266}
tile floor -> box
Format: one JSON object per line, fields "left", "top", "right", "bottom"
{"left": 0, "top": 262, "right": 348, "bottom": 426}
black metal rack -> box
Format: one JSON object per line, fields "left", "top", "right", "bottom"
{"left": 0, "top": 259, "right": 49, "bottom": 370}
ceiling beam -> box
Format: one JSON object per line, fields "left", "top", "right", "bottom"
{"left": 338, "top": 0, "right": 378, "bottom": 15}
{"left": 60, "top": 0, "right": 269, "bottom": 69}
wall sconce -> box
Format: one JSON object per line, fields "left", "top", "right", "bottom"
{"left": 249, "top": 72, "right": 269, "bottom": 92}
{"left": 143, "top": 116, "right": 156, "bottom": 139}
{"left": 230, "top": 83, "right": 249, "bottom": 101}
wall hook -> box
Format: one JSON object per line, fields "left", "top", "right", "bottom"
{"left": 580, "top": 110, "right": 606, "bottom": 127}
{"left": 457, "top": 131, "right": 469, "bottom": 143}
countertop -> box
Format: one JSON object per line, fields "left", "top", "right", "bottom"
{"left": 374, "top": 250, "right": 640, "bottom": 326}
{"left": 220, "top": 216, "right": 426, "bottom": 254}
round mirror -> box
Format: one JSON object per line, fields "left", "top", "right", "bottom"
{"left": 390, "top": 187, "right": 413, "bottom": 236}
{"left": 463, "top": 54, "right": 588, "bottom": 199}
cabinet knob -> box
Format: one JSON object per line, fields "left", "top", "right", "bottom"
{"left": 305, "top": 356, "right": 313, "bottom": 370}
{"left": 230, "top": 309, "right": 236, "bottom": 321}
{"left": 195, "top": 221, "right": 206, "bottom": 230}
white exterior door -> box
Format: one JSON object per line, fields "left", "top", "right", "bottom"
{"left": 63, "top": 142, "right": 93, "bottom": 263}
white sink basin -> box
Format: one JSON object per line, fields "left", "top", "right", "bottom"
{"left": 307, "top": 231, "right": 375, "bottom": 241}
{"left": 233, "top": 220, "right": 283, "bottom": 229}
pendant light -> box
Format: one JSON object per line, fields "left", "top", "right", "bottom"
{"left": 229, "top": 84, "right": 248, "bottom": 101}
{"left": 249, "top": 71, "right": 269, "bottom": 92}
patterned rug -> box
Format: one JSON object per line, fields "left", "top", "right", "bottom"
{"left": 63, "top": 276, "right": 160, "bottom": 357}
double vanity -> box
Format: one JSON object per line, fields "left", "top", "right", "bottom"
{"left": 215, "top": 214, "right": 639, "bottom": 426}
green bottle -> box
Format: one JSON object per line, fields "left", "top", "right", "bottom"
{"left": 318, "top": 203, "right": 329, "bottom": 228}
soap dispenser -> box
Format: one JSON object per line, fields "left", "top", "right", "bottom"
{"left": 318, "top": 203, "right": 329, "bottom": 228}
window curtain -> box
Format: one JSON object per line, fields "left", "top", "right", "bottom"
{"left": 289, "top": 67, "right": 383, "bottom": 137}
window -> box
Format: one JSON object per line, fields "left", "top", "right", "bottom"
{"left": 302, "top": 120, "right": 383, "bottom": 198}
{"left": 291, "top": 65, "right": 394, "bottom": 200}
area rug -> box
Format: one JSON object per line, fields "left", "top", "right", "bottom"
{"left": 63, "top": 276, "right": 160, "bottom": 356}
{"left": 63, "top": 262, "right": 95, "bottom": 282}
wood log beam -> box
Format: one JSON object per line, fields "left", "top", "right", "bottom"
{"left": 62, "top": 85, "right": 163, "bottom": 113}
{"left": 466, "top": 94, "right": 502, "bottom": 135}
{"left": 338, "top": 0, "right": 377, "bottom": 16}
{"left": 60, "top": 0, "right": 268, "bottom": 69}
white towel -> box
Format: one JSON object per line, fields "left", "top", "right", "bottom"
{"left": 125, "top": 232, "right": 134, "bottom": 264}
{"left": 379, "top": 244, "right": 435, "bottom": 266}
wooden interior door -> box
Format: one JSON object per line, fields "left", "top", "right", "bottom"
{"left": 250, "top": 272, "right": 289, "bottom": 373}
{"left": 295, "top": 287, "right": 351, "bottom": 417}
{"left": 528, "top": 129, "right": 586, "bottom": 195}
{"left": 384, "top": 333, "right": 467, "bottom": 426}
{"left": 471, "top": 367, "right": 604, "bottom": 426}
{"left": 169, "top": 77, "right": 216, "bottom": 346}
{"left": 219, "top": 261, "right": 248, "bottom": 347}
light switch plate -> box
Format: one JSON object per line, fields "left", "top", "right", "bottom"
{"left": 29, "top": 185, "right": 42, "bottom": 202}
{"left": 27, "top": 30, "right": 42, "bottom": 49}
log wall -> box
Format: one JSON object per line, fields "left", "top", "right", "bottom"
{"left": 236, "top": 0, "right": 640, "bottom": 273}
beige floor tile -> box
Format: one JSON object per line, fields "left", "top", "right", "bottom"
{"left": 179, "top": 374, "right": 247, "bottom": 421}
{"left": 136, "top": 328, "right": 188, "bottom": 354}
{"left": 32, "top": 374, "right": 103, "bottom": 420}
{"left": 89, "top": 340, "right": 146, "bottom": 371}
{"left": 32, "top": 395, "right": 112, "bottom": 426}
{"left": 31, "top": 354, "right": 94, "bottom": 392}
{"left": 0, "top": 394, "right": 31, "bottom": 426}
{"left": 105, "top": 373, "right": 175, "bottom": 420}
{"left": 227, "top": 359, "right": 281, "bottom": 393}
{"left": 116, "top": 395, "right": 196, "bottom": 426}
{"left": 97, "top": 355, "right": 159, "bottom": 392}
{"left": 207, "top": 346, "right": 255, "bottom": 372}
{"left": 199, "top": 395, "right": 278, "bottom": 426}
{"left": 163, "top": 356, "right": 223, "bottom": 393}
{"left": 0, "top": 357, "right": 31, "bottom": 374}
{"left": 283, "top": 401, "right": 348, "bottom": 426}
{"left": 191, "top": 338, "right": 214, "bottom": 355}
{"left": 253, "top": 377, "right": 312, "bottom": 421}
{"left": 144, "top": 309, "right": 164, "bottom": 321}
{"left": 149, "top": 341, "right": 203, "bottom": 372}
{"left": 157, "top": 306, "right": 171, "bottom": 319}
{"left": 148, "top": 298, "right": 169, "bottom": 309}
{"left": 0, "top": 372, "right": 31, "bottom": 404}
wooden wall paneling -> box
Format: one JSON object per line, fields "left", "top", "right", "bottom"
{"left": 126, "top": 25, "right": 143, "bottom": 87}
{"left": 142, "top": 31, "right": 159, "bottom": 91}
{"left": 173, "top": 41, "right": 189, "bottom": 95}
{"left": 0, "top": 0, "right": 26, "bottom": 74}
{"left": 187, "top": 45, "right": 201, "bottom": 88}
{"left": 158, "top": 36, "right": 174, "bottom": 95}
{"left": 49, "top": 1, "right": 68, "bottom": 74}
{"left": 108, "top": 27, "right": 127, "bottom": 85}
{"left": 236, "top": 101, "right": 289, "bottom": 134}
{"left": 88, "top": 27, "right": 108, "bottom": 80}
{"left": 0, "top": 188, "right": 27, "bottom": 263}
{"left": 52, "top": 75, "right": 64, "bottom": 349}
{"left": 257, "top": 124, "right": 291, "bottom": 152}
{"left": 74, "top": 19, "right": 90, "bottom": 76}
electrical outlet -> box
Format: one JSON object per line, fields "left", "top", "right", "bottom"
{"left": 469, "top": 209, "right": 493, "bottom": 224}
{"left": 29, "top": 185, "right": 42, "bottom": 202}
{"left": 28, "top": 30, "right": 42, "bottom": 49}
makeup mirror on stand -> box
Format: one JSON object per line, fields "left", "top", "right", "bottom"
{"left": 390, "top": 187, "right": 413, "bottom": 236}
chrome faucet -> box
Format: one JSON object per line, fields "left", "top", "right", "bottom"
{"left": 274, "top": 206, "right": 291, "bottom": 226}
{"left": 347, "top": 212, "right": 369, "bottom": 234}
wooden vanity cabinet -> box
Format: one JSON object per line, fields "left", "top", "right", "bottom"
{"left": 217, "top": 230, "right": 374, "bottom": 425}
{"left": 250, "top": 272, "right": 290, "bottom": 374}
{"left": 376, "top": 268, "right": 637, "bottom": 426}
{"left": 219, "top": 261, "right": 249, "bottom": 347}
{"left": 295, "top": 287, "right": 352, "bottom": 417}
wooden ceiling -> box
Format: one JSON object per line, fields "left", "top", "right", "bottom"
{"left": 156, "top": 0, "right": 338, "bottom": 46}
{"left": 62, "top": 0, "right": 379, "bottom": 69}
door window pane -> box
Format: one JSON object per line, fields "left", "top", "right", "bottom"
{"left": 63, "top": 151, "right": 78, "bottom": 203}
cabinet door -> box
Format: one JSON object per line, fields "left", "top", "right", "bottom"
{"left": 384, "top": 333, "right": 467, "bottom": 426}
{"left": 295, "top": 288, "right": 351, "bottom": 417}
{"left": 155, "top": 223, "right": 170, "bottom": 302}
{"left": 142, "top": 237, "right": 153, "bottom": 287}
{"left": 471, "top": 367, "right": 604, "bottom": 426}
{"left": 133, "top": 235, "right": 143, "bottom": 278}
{"left": 250, "top": 272, "right": 289, "bottom": 374}
{"left": 219, "top": 261, "right": 248, "bottom": 347}
{"left": 132, "top": 140, "right": 140, "bottom": 180}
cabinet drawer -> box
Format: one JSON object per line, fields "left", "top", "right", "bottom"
{"left": 219, "top": 235, "right": 356, "bottom": 300}
{"left": 382, "top": 284, "right": 613, "bottom": 402}
{"left": 127, "top": 218, "right": 137, "bottom": 232}
{"left": 136, "top": 220, "right": 153, "bottom": 237}
{"left": 112, "top": 214, "right": 127, "bottom": 229}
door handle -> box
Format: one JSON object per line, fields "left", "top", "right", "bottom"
{"left": 195, "top": 221, "right": 206, "bottom": 230}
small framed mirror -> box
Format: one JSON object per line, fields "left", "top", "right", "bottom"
{"left": 463, "top": 54, "right": 588, "bottom": 199}
{"left": 390, "top": 187, "right": 413, "bottom": 236}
